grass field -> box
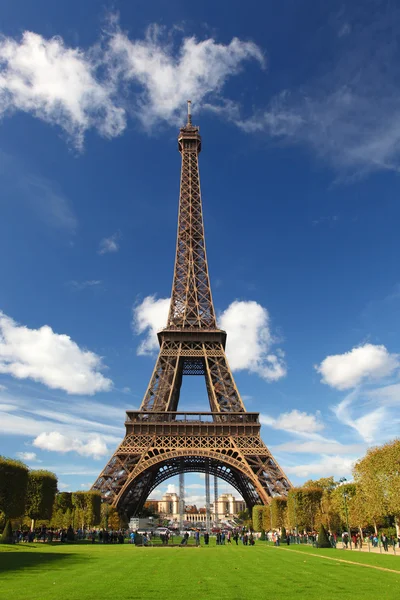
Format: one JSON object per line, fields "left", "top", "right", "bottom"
{"left": 0, "top": 541, "right": 399, "bottom": 600}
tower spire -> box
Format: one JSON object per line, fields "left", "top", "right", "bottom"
{"left": 187, "top": 99, "right": 192, "bottom": 125}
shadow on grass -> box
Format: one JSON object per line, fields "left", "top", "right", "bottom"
{"left": 0, "top": 549, "right": 86, "bottom": 574}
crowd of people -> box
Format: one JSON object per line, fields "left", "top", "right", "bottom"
{"left": 6, "top": 523, "right": 400, "bottom": 552}
{"left": 267, "top": 529, "right": 400, "bottom": 551}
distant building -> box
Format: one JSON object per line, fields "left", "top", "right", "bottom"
{"left": 153, "top": 491, "right": 245, "bottom": 525}
{"left": 211, "top": 493, "right": 246, "bottom": 519}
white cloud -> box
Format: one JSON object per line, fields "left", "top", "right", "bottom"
{"left": 58, "top": 482, "right": 70, "bottom": 490}
{"left": 220, "top": 300, "right": 286, "bottom": 381}
{"left": 133, "top": 297, "right": 286, "bottom": 381}
{"left": 234, "top": 7, "right": 400, "bottom": 176}
{"left": 272, "top": 440, "right": 366, "bottom": 455}
{"left": 0, "top": 384, "right": 6, "bottom": 391}
{"left": 98, "top": 232, "right": 120, "bottom": 255}
{"left": 284, "top": 455, "right": 355, "bottom": 479}
{"left": 333, "top": 391, "right": 393, "bottom": 444}
{"left": 0, "top": 31, "right": 125, "bottom": 148}
{"left": 0, "top": 21, "right": 263, "bottom": 146}
{"left": 260, "top": 409, "right": 324, "bottom": 434}
{"left": 33, "top": 431, "right": 108, "bottom": 459}
{"left": 107, "top": 24, "right": 264, "bottom": 127}
{"left": 133, "top": 295, "right": 170, "bottom": 355}
{"left": 16, "top": 451, "right": 41, "bottom": 462}
{"left": 316, "top": 343, "right": 399, "bottom": 390}
{"left": 0, "top": 311, "right": 112, "bottom": 394}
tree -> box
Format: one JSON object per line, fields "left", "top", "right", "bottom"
{"left": 304, "top": 476, "right": 340, "bottom": 531}
{"left": 51, "top": 492, "right": 73, "bottom": 529}
{"left": 354, "top": 440, "right": 400, "bottom": 536}
{"left": 26, "top": 470, "right": 58, "bottom": 531}
{"left": 71, "top": 492, "right": 86, "bottom": 529}
{"left": 71, "top": 491, "right": 101, "bottom": 529}
{"left": 84, "top": 491, "right": 101, "bottom": 528}
{"left": 107, "top": 507, "right": 121, "bottom": 530}
{"left": 270, "top": 497, "right": 287, "bottom": 530}
{"left": 286, "top": 487, "right": 322, "bottom": 531}
{"left": 252, "top": 505, "right": 264, "bottom": 532}
{"left": 318, "top": 524, "right": 331, "bottom": 548}
{"left": 0, "top": 457, "right": 29, "bottom": 540}
{"left": 331, "top": 482, "right": 368, "bottom": 537}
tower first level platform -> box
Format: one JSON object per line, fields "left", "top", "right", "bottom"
{"left": 94, "top": 411, "right": 291, "bottom": 517}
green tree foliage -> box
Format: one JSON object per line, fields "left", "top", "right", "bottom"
{"left": 72, "top": 491, "right": 101, "bottom": 529}
{"left": 252, "top": 505, "right": 264, "bottom": 532}
{"left": 84, "top": 491, "right": 101, "bottom": 527}
{"left": 107, "top": 507, "right": 121, "bottom": 530}
{"left": 318, "top": 524, "right": 331, "bottom": 548}
{"left": 26, "top": 470, "right": 58, "bottom": 530}
{"left": 304, "top": 477, "right": 340, "bottom": 531}
{"left": 56, "top": 492, "right": 73, "bottom": 512}
{"left": 270, "top": 497, "right": 287, "bottom": 530}
{"left": 0, "top": 457, "right": 29, "bottom": 522}
{"left": 331, "top": 482, "right": 369, "bottom": 535}
{"left": 286, "top": 487, "right": 323, "bottom": 531}
{"left": 51, "top": 493, "right": 73, "bottom": 529}
{"left": 354, "top": 440, "right": 400, "bottom": 536}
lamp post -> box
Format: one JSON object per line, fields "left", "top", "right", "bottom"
{"left": 339, "top": 477, "right": 352, "bottom": 550}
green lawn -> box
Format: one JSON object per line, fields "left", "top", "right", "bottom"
{"left": 0, "top": 541, "right": 399, "bottom": 600}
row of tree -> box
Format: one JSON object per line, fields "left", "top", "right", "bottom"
{"left": 0, "top": 456, "right": 104, "bottom": 542}
{"left": 0, "top": 457, "right": 58, "bottom": 541}
{"left": 253, "top": 439, "right": 400, "bottom": 537}
{"left": 50, "top": 491, "right": 102, "bottom": 530}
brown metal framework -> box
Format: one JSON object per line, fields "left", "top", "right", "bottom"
{"left": 92, "top": 103, "right": 291, "bottom": 516}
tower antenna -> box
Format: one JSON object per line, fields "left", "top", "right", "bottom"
{"left": 187, "top": 100, "right": 192, "bottom": 125}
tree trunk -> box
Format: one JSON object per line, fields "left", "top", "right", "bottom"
{"left": 395, "top": 516, "right": 400, "bottom": 538}
{"left": 30, "top": 518, "right": 35, "bottom": 532}
{"left": 373, "top": 520, "right": 378, "bottom": 535}
{"left": 358, "top": 526, "right": 363, "bottom": 544}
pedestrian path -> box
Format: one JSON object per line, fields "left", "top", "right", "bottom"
{"left": 270, "top": 546, "right": 400, "bottom": 574}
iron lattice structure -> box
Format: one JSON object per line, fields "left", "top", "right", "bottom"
{"left": 93, "top": 103, "right": 292, "bottom": 516}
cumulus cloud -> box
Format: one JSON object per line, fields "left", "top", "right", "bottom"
{"left": 0, "top": 31, "right": 125, "bottom": 148}
{"left": 260, "top": 409, "right": 324, "bottom": 434}
{"left": 133, "top": 296, "right": 286, "bottom": 381}
{"left": 98, "top": 232, "right": 120, "bottom": 255}
{"left": 33, "top": 431, "right": 108, "bottom": 459}
{"left": 0, "top": 21, "right": 263, "bottom": 146}
{"left": 0, "top": 311, "right": 112, "bottom": 394}
{"left": 284, "top": 455, "right": 355, "bottom": 478}
{"left": 220, "top": 300, "right": 286, "bottom": 381}
{"left": 133, "top": 295, "right": 170, "bottom": 355}
{"left": 107, "top": 23, "right": 264, "bottom": 127}
{"left": 316, "top": 343, "right": 399, "bottom": 390}
{"left": 16, "top": 451, "right": 41, "bottom": 462}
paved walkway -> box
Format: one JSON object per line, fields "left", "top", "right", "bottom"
{"left": 270, "top": 546, "right": 400, "bottom": 574}
{"left": 333, "top": 543, "right": 398, "bottom": 556}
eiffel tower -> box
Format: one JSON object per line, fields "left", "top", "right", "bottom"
{"left": 92, "top": 102, "right": 291, "bottom": 516}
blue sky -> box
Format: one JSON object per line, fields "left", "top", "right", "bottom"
{"left": 0, "top": 0, "right": 399, "bottom": 506}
